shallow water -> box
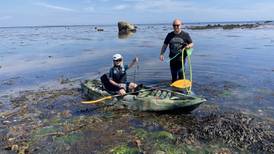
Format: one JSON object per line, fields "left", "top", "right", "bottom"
{"left": 0, "top": 24, "right": 274, "bottom": 153}
{"left": 1, "top": 24, "right": 274, "bottom": 116}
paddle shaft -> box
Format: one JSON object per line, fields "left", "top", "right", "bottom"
{"left": 82, "top": 95, "right": 116, "bottom": 104}
{"left": 81, "top": 87, "right": 153, "bottom": 104}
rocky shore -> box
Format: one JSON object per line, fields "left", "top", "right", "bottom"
{"left": 185, "top": 21, "right": 273, "bottom": 30}
{"left": 0, "top": 81, "right": 273, "bottom": 154}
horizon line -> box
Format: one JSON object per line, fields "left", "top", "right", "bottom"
{"left": 0, "top": 19, "right": 272, "bottom": 29}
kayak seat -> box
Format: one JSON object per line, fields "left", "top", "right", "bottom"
{"left": 100, "top": 74, "right": 118, "bottom": 95}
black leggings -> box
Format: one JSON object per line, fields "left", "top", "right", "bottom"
{"left": 170, "top": 54, "right": 187, "bottom": 83}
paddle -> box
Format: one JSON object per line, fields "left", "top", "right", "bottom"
{"left": 82, "top": 94, "right": 120, "bottom": 104}
{"left": 81, "top": 86, "right": 151, "bottom": 104}
{"left": 170, "top": 79, "right": 192, "bottom": 88}
{"left": 170, "top": 48, "right": 193, "bottom": 92}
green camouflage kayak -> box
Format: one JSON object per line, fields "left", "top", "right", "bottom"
{"left": 81, "top": 80, "right": 206, "bottom": 112}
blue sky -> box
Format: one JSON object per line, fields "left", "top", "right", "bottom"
{"left": 0, "top": 0, "right": 274, "bottom": 27}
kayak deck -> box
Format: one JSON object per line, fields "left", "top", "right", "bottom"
{"left": 81, "top": 80, "right": 206, "bottom": 112}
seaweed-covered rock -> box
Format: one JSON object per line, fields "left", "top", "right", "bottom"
{"left": 118, "top": 21, "right": 137, "bottom": 33}
{"left": 187, "top": 23, "right": 260, "bottom": 30}
{"left": 118, "top": 31, "right": 134, "bottom": 39}
{"left": 180, "top": 112, "right": 274, "bottom": 153}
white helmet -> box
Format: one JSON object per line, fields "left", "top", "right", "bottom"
{"left": 112, "top": 54, "right": 123, "bottom": 60}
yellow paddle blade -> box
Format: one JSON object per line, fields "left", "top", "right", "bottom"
{"left": 170, "top": 79, "right": 192, "bottom": 89}
{"left": 81, "top": 96, "right": 113, "bottom": 104}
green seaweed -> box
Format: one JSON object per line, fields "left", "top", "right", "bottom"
{"left": 54, "top": 133, "right": 82, "bottom": 145}
{"left": 220, "top": 90, "right": 232, "bottom": 97}
{"left": 33, "top": 126, "right": 60, "bottom": 136}
{"left": 151, "top": 131, "right": 175, "bottom": 141}
{"left": 132, "top": 128, "right": 234, "bottom": 153}
{"left": 154, "top": 142, "right": 233, "bottom": 154}
{"left": 133, "top": 128, "right": 149, "bottom": 140}
{"left": 110, "top": 145, "right": 139, "bottom": 154}
{"left": 134, "top": 128, "right": 174, "bottom": 141}
{"left": 30, "top": 125, "right": 61, "bottom": 144}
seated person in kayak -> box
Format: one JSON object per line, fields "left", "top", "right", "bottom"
{"left": 104, "top": 53, "right": 138, "bottom": 96}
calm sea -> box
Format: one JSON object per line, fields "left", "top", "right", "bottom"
{"left": 0, "top": 22, "right": 274, "bottom": 116}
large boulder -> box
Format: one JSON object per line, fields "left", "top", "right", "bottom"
{"left": 118, "top": 31, "right": 134, "bottom": 39}
{"left": 118, "top": 21, "right": 137, "bottom": 33}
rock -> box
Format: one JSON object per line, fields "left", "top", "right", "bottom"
{"left": 134, "top": 139, "right": 142, "bottom": 149}
{"left": 118, "top": 21, "right": 137, "bottom": 33}
{"left": 264, "top": 20, "right": 273, "bottom": 24}
{"left": 3, "top": 120, "right": 12, "bottom": 125}
{"left": 11, "top": 144, "right": 19, "bottom": 151}
{"left": 186, "top": 23, "right": 260, "bottom": 30}
{"left": 59, "top": 76, "right": 70, "bottom": 84}
{"left": 154, "top": 150, "right": 165, "bottom": 154}
{"left": 118, "top": 31, "right": 134, "bottom": 39}
{"left": 61, "top": 110, "right": 72, "bottom": 118}
{"left": 214, "top": 148, "right": 232, "bottom": 154}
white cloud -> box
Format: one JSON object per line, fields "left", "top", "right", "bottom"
{"left": 113, "top": 4, "right": 129, "bottom": 10}
{"left": 84, "top": 6, "right": 95, "bottom": 12}
{"left": 34, "top": 2, "right": 76, "bottom": 12}
{"left": 0, "top": 16, "right": 12, "bottom": 20}
{"left": 130, "top": 0, "right": 193, "bottom": 12}
{"left": 122, "top": 0, "right": 145, "bottom": 2}
{"left": 190, "top": 2, "right": 274, "bottom": 21}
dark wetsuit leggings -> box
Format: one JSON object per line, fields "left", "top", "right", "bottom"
{"left": 170, "top": 53, "right": 187, "bottom": 83}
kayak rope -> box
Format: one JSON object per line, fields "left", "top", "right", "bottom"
{"left": 164, "top": 48, "right": 193, "bottom": 94}
{"left": 164, "top": 51, "right": 182, "bottom": 63}
{"left": 182, "top": 48, "right": 193, "bottom": 94}
{"left": 169, "top": 51, "right": 181, "bottom": 62}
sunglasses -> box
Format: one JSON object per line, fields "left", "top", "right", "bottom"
{"left": 114, "top": 59, "right": 122, "bottom": 62}
{"left": 173, "top": 24, "right": 181, "bottom": 27}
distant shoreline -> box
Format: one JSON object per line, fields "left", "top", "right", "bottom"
{"left": 0, "top": 20, "right": 272, "bottom": 29}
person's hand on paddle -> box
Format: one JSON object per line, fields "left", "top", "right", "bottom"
{"left": 118, "top": 88, "right": 126, "bottom": 96}
{"left": 133, "top": 57, "right": 138, "bottom": 63}
{"left": 129, "top": 57, "right": 138, "bottom": 68}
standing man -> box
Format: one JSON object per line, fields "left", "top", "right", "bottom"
{"left": 160, "top": 19, "right": 193, "bottom": 82}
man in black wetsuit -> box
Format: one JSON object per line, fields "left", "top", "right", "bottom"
{"left": 160, "top": 19, "right": 194, "bottom": 82}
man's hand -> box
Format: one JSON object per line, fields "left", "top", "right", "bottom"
{"left": 119, "top": 83, "right": 126, "bottom": 90}
{"left": 160, "top": 55, "right": 164, "bottom": 61}
{"left": 118, "top": 89, "right": 126, "bottom": 96}
{"left": 186, "top": 44, "right": 191, "bottom": 49}
{"left": 185, "top": 43, "right": 193, "bottom": 49}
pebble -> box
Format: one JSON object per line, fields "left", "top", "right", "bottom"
{"left": 3, "top": 120, "right": 12, "bottom": 125}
